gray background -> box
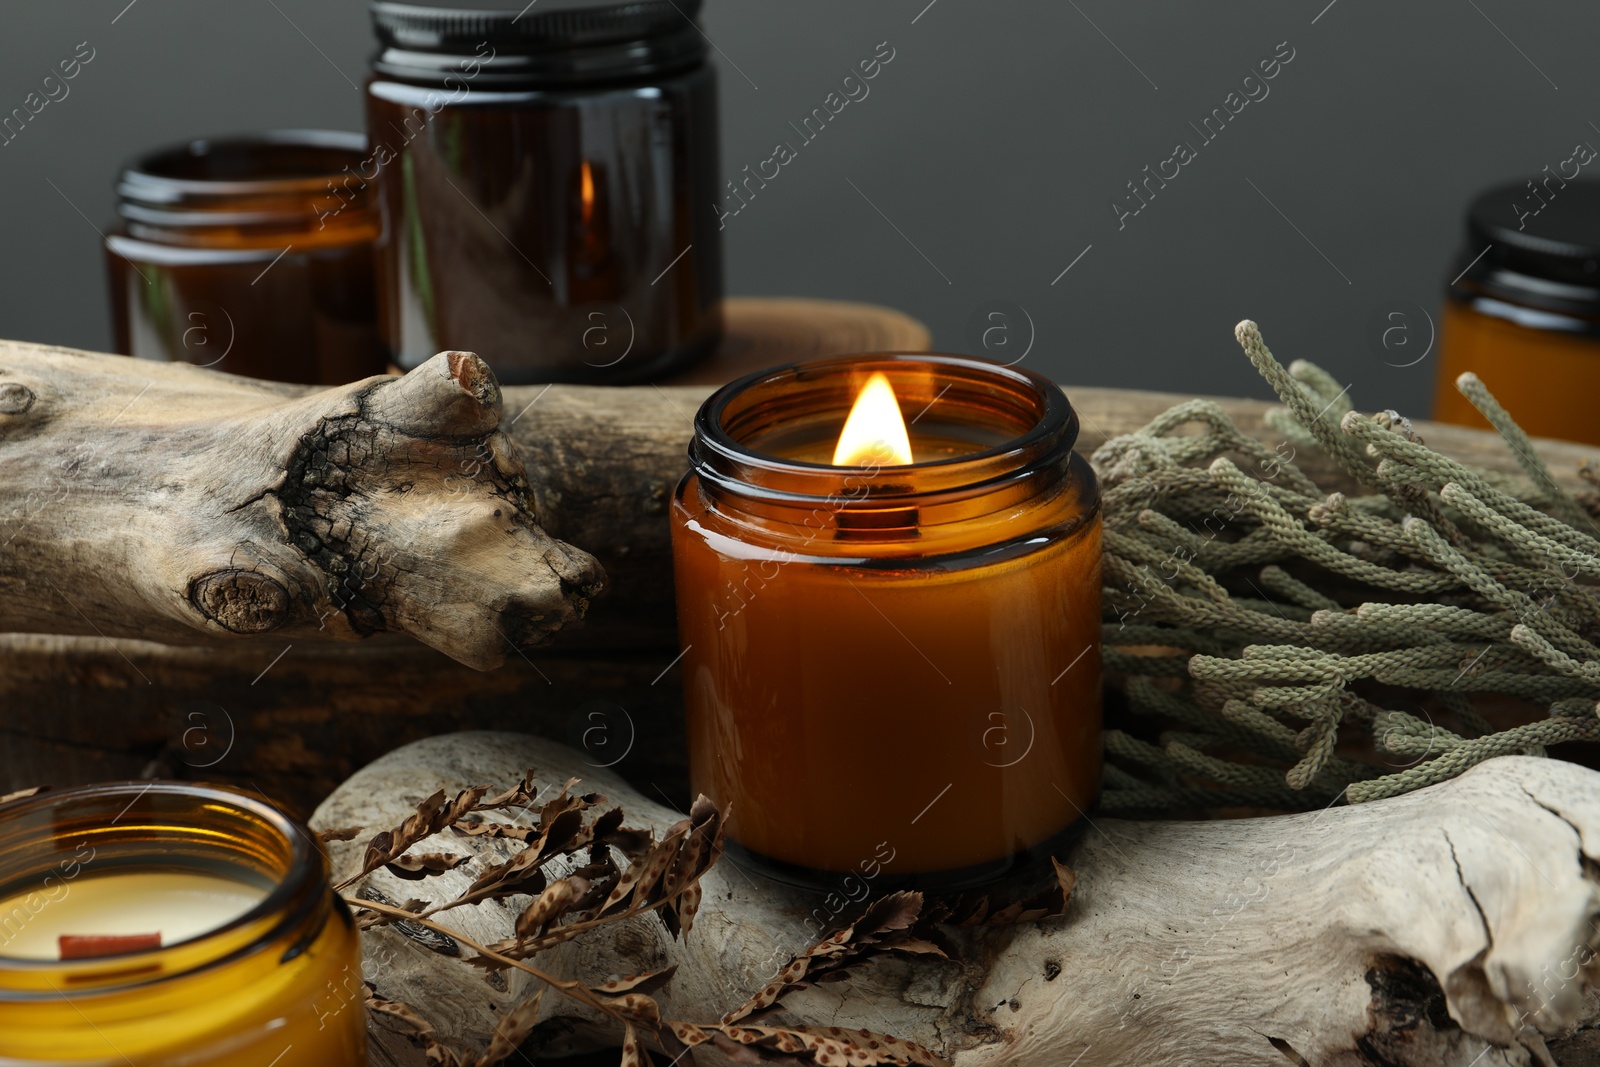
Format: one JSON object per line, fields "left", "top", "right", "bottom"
{"left": 1, "top": 0, "right": 1594, "bottom": 416}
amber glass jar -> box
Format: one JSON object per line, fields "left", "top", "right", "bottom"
{"left": 672, "top": 355, "right": 1103, "bottom": 891}
{"left": 366, "top": 0, "right": 722, "bottom": 384}
{"left": 1434, "top": 177, "right": 1600, "bottom": 444}
{"left": 0, "top": 782, "right": 365, "bottom": 1065}
{"left": 106, "top": 130, "right": 386, "bottom": 385}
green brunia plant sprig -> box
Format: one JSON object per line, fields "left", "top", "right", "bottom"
{"left": 1096, "top": 319, "right": 1600, "bottom": 815}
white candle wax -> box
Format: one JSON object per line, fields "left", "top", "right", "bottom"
{"left": 0, "top": 871, "right": 269, "bottom": 960}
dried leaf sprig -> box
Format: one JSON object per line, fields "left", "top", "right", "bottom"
{"left": 462, "top": 793, "right": 723, "bottom": 964}
{"left": 674, "top": 863, "right": 1075, "bottom": 1066}
{"left": 343, "top": 769, "right": 983, "bottom": 1067}
{"left": 331, "top": 770, "right": 549, "bottom": 893}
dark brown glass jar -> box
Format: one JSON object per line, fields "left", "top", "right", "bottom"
{"left": 106, "top": 130, "right": 386, "bottom": 385}
{"left": 366, "top": 0, "right": 723, "bottom": 384}
{"left": 1435, "top": 175, "right": 1600, "bottom": 445}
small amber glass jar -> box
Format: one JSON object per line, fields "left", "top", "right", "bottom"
{"left": 0, "top": 782, "right": 365, "bottom": 1065}
{"left": 106, "top": 130, "right": 384, "bottom": 385}
{"left": 366, "top": 0, "right": 723, "bottom": 384}
{"left": 1434, "top": 177, "right": 1600, "bottom": 444}
{"left": 672, "top": 355, "right": 1103, "bottom": 891}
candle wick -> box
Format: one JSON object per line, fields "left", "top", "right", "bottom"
{"left": 58, "top": 932, "right": 162, "bottom": 959}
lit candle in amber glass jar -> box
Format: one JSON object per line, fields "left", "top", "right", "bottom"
{"left": 0, "top": 782, "right": 365, "bottom": 1065}
{"left": 672, "top": 355, "right": 1103, "bottom": 890}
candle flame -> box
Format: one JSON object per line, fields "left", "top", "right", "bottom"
{"left": 580, "top": 160, "right": 595, "bottom": 224}
{"left": 832, "top": 372, "right": 913, "bottom": 466}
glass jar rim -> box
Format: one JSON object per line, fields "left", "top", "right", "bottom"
{"left": 691, "top": 353, "right": 1079, "bottom": 504}
{"left": 0, "top": 781, "right": 322, "bottom": 989}
{"left": 115, "top": 130, "right": 366, "bottom": 231}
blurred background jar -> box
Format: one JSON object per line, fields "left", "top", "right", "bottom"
{"left": 105, "top": 130, "right": 385, "bottom": 385}
{"left": 366, "top": 0, "right": 723, "bottom": 385}
{"left": 1434, "top": 176, "right": 1600, "bottom": 446}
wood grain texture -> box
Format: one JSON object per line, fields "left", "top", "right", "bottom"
{"left": 0, "top": 343, "right": 604, "bottom": 668}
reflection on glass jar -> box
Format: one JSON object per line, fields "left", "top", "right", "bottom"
{"left": 0, "top": 782, "right": 365, "bottom": 1065}
{"left": 106, "top": 130, "right": 385, "bottom": 386}
{"left": 366, "top": 0, "right": 723, "bottom": 384}
{"left": 1434, "top": 177, "right": 1600, "bottom": 446}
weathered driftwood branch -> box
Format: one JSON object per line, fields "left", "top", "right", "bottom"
{"left": 6, "top": 333, "right": 1596, "bottom": 661}
{"left": 317, "top": 732, "right": 1600, "bottom": 1067}
{"left": 7, "top": 347, "right": 1600, "bottom": 806}
{"left": 0, "top": 298, "right": 929, "bottom": 665}
{"left": 0, "top": 343, "right": 604, "bottom": 669}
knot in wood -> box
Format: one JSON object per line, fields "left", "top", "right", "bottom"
{"left": 190, "top": 570, "right": 290, "bottom": 634}
{"left": 444, "top": 351, "right": 501, "bottom": 409}
{"left": 0, "top": 382, "right": 36, "bottom": 415}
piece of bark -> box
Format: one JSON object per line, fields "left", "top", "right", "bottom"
{"left": 317, "top": 731, "right": 1600, "bottom": 1067}
{"left": 0, "top": 344, "right": 603, "bottom": 669}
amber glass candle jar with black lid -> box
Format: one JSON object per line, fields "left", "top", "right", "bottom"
{"left": 366, "top": 0, "right": 722, "bottom": 384}
{"left": 672, "top": 355, "right": 1103, "bottom": 892}
{"left": 1435, "top": 177, "right": 1600, "bottom": 445}
{"left": 106, "top": 130, "right": 386, "bottom": 385}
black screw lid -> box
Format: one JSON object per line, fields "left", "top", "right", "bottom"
{"left": 1451, "top": 177, "right": 1600, "bottom": 319}
{"left": 370, "top": 0, "right": 706, "bottom": 86}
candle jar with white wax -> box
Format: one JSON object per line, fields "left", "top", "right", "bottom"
{"left": 0, "top": 782, "right": 365, "bottom": 1065}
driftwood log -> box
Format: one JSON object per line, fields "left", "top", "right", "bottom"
{"left": 0, "top": 344, "right": 606, "bottom": 668}
{"left": 3, "top": 319, "right": 1599, "bottom": 809}
{"left": 0, "top": 298, "right": 929, "bottom": 802}
{"left": 0, "top": 298, "right": 927, "bottom": 661}
{"left": 319, "top": 731, "right": 1600, "bottom": 1067}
